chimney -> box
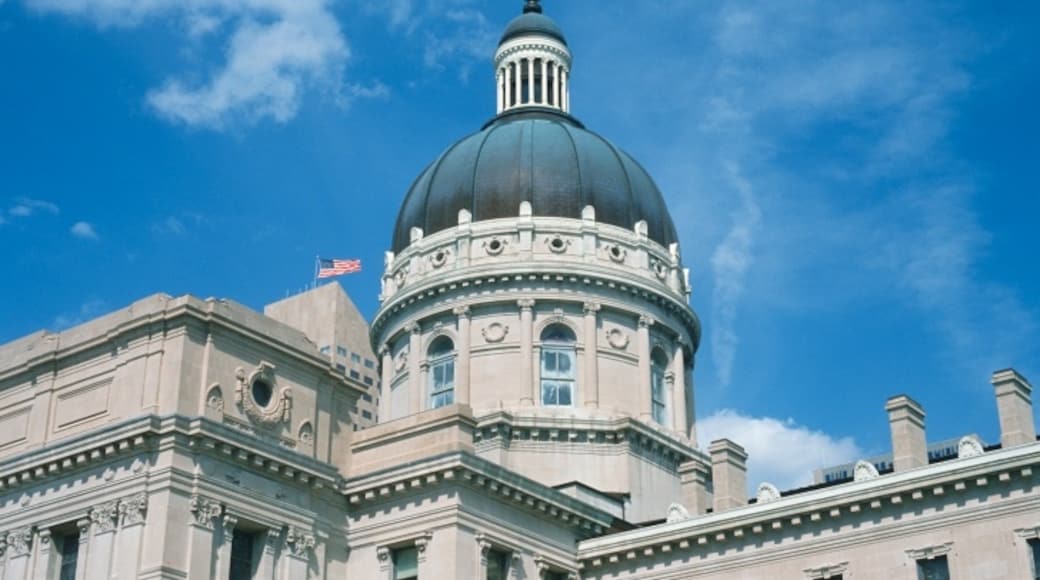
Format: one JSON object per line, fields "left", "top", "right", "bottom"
{"left": 709, "top": 439, "right": 747, "bottom": 512}
{"left": 678, "top": 459, "right": 711, "bottom": 515}
{"left": 992, "top": 368, "right": 1036, "bottom": 448}
{"left": 886, "top": 395, "right": 927, "bottom": 471}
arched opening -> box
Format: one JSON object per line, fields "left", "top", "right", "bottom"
{"left": 540, "top": 324, "right": 576, "bottom": 407}
{"left": 428, "top": 336, "right": 455, "bottom": 409}
{"left": 651, "top": 349, "right": 669, "bottom": 425}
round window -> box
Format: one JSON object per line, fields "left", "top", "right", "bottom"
{"left": 251, "top": 379, "right": 273, "bottom": 408}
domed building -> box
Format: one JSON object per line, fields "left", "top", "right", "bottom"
{"left": 0, "top": 2, "right": 1038, "bottom": 580}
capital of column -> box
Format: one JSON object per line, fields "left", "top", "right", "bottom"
{"left": 638, "top": 314, "right": 656, "bottom": 328}
{"left": 90, "top": 500, "right": 120, "bottom": 534}
{"left": 664, "top": 370, "right": 676, "bottom": 386}
{"left": 583, "top": 302, "right": 602, "bottom": 315}
{"left": 119, "top": 493, "right": 148, "bottom": 527}
{"left": 378, "top": 344, "right": 391, "bottom": 358}
{"left": 518, "top": 298, "right": 536, "bottom": 312}
{"left": 189, "top": 495, "right": 223, "bottom": 529}
{"left": 406, "top": 322, "right": 422, "bottom": 335}
{"left": 452, "top": 305, "right": 471, "bottom": 318}
{"left": 37, "top": 528, "right": 52, "bottom": 549}
{"left": 6, "top": 526, "right": 32, "bottom": 557}
{"left": 285, "top": 526, "right": 316, "bottom": 557}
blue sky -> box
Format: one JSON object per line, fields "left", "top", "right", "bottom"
{"left": 2, "top": 0, "right": 1038, "bottom": 489}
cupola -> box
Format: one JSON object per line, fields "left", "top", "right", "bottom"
{"left": 494, "top": 0, "right": 572, "bottom": 114}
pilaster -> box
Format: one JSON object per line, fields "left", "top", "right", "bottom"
{"left": 518, "top": 300, "right": 536, "bottom": 406}
{"left": 583, "top": 302, "right": 601, "bottom": 408}
{"left": 454, "top": 306, "right": 472, "bottom": 405}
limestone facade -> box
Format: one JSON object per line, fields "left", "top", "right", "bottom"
{"left": 1, "top": 2, "right": 1039, "bottom": 579}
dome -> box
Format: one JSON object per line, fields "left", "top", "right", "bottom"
{"left": 392, "top": 109, "right": 679, "bottom": 253}
{"left": 499, "top": 11, "right": 567, "bottom": 46}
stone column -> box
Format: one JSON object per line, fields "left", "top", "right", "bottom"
{"left": 992, "top": 368, "right": 1036, "bottom": 448}
{"left": 5, "top": 527, "right": 33, "bottom": 580}
{"left": 540, "top": 58, "right": 548, "bottom": 104}
{"left": 709, "top": 439, "right": 748, "bottom": 512}
{"left": 672, "top": 343, "right": 687, "bottom": 437}
{"left": 32, "top": 529, "right": 53, "bottom": 580}
{"left": 637, "top": 315, "right": 655, "bottom": 420}
{"left": 554, "top": 63, "right": 561, "bottom": 108}
{"left": 408, "top": 322, "right": 422, "bottom": 415}
{"left": 73, "top": 519, "right": 90, "bottom": 580}
{"left": 188, "top": 496, "right": 223, "bottom": 580}
{"left": 518, "top": 299, "right": 536, "bottom": 405}
{"left": 496, "top": 69, "right": 504, "bottom": 113}
{"left": 561, "top": 69, "right": 568, "bottom": 112}
{"left": 454, "top": 306, "right": 472, "bottom": 406}
{"left": 86, "top": 501, "right": 119, "bottom": 580}
{"left": 886, "top": 395, "right": 927, "bottom": 471}
{"left": 213, "top": 514, "right": 236, "bottom": 580}
{"left": 582, "top": 302, "right": 601, "bottom": 409}
{"left": 115, "top": 493, "right": 147, "bottom": 580}
{"left": 379, "top": 345, "right": 393, "bottom": 422}
{"left": 283, "top": 527, "right": 315, "bottom": 579}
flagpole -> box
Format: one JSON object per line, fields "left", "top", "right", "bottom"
{"left": 313, "top": 255, "right": 320, "bottom": 289}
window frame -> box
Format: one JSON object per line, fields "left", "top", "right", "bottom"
{"left": 427, "top": 336, "right": 456, "bottom": 410}
{"left": 539, "top": 324, "right": 577, "bottom": 408}
{"left": 1029, "top": 538, "right": 1040, "bottom": 580}
{"left": 650, "top": 349, "right": 669, "bottom": 425}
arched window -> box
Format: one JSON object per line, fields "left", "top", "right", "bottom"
{"left": 651, "top": 349, "right": 669, "bottom": 425}
{"left": 428, "top": 336, "right": 455, "bottom": 409}
{"left": 540, "top": 324, "right": 576, "bottom": 407}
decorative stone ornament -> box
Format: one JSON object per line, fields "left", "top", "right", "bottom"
{"left": 853, "top": 460, "right": 880, "bottom": 482}
{"left": 804, "top": 562, "right": 849, "bottom": 580}
{"left": 120, "top": 493, "right": 148, "bottom": 527}
{"left": 665, "top": 503, "right": 690, "bottom": 522}
{"left": 651, "top": 258, "right": 669, "bottom": 280}
{"left": 430, "top": 247, "right": 450, "bottom": 268}
{"left": 605, "top": 243, "right": 627, "bottom": 263}
{"left": 90, "top": 500, "right": 120, "bottom": 533}
{"left": 546, "top": 235, "right": 570, "bottom": 253}
{"left": 957, "top": 435, "right": 984, "bottom": 458}
{"left": 606, "top": 328, "right": 630, "bottom": 350}
{"left": 484, "top": 237, "right": 507, "bottom": 255}
{"left": 285, "top": 526, "right": 317, "bottom": 556}
{"left": 394, "top": 350, "right": 409, "bottom": 372}
{"left": 6, "top": 527, "right": 32, "bottom": 557}
{"left": 235, "top": 362, "right": 292, "bottom": 428}
{"left": 189, "top": 495, "right": 223, "bottom": 529}
{"left": 756, "top": 482, "right": 781, "bottom": 503}
{"left": 482, "top": 322, "right": 510, "bottom": 343}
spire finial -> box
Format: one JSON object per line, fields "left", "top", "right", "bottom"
{"left": 523, "top": 0, "right": 543, "bottom": 14}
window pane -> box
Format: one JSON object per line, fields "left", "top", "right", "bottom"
{"left": 558, "top": 384, "right": 572, "bottom": 406}
{"left": 542, "top": 381, "right": 558, "bottom": 405}
{"left": 557, "top": 352, "right": 572, "bottom": 374}
{"left": 543, "top": 351, "right": 557, "bottom": 372}
{"left": 917, "top": 556, "right": 950, "bottom": 580}
{"left": 487, "top": 549, "right": 510, "bottom": 580}
{"left": 394, "top": 547, "right": 419, "bottom": 580}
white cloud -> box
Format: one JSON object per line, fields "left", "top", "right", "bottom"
{"left": 7, "top": 197, "right": 59, "bottom": 218}
{"left": 708, "top": 164, "right": 761, "bottom": 388}
{"left": 698, "top": 409, "right": 862, "bottom": 491}
{"left": 70, "top": 221, "right": 99, "bottom": 240}
{"left": 153, "top": 216, "right": 186, "bottom": 236}
{"left": 26, "top": 0, "right": 355, "bottom": 129}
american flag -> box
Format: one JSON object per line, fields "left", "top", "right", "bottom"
{"left": 317, "top": 258, "right": 362, "bottom": 279}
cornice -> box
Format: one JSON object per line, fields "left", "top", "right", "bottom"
{"left": 372, "top": 268, "right": 699, "bottom": 345}
{"left": 577, "top": 441, "right": 1040, "bottom": 568}
{"left": 342, "top": 451, "right": 616, "bottom": 536}
{"left": 0, "top": 414, "right": 342, "bottom": 495}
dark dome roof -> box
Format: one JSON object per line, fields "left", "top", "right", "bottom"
{"left": 500, "top": 11, "right": 567, "bottom": 46}
{"left": 392, "top": 109, "right": 679, "bottom": 253}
